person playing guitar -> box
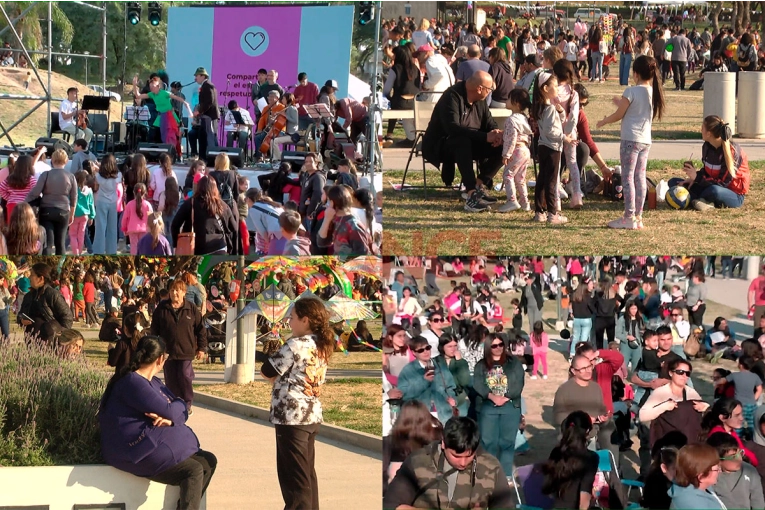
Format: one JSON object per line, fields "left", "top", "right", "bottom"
{"left": 59, "top": 87, "right": 93, "bottom": 145}
{"left": 253, "top": 90, "right": 285, "bottom": 161}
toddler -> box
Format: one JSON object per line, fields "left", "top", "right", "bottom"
{"left": 530, "top": 321, "right": 549, "bottom": 379}
{"left": 633, "top": 330, "right": 662, "bottom": 407}
{"left": 498, "top": 88, "right": 533, "bottom": 213}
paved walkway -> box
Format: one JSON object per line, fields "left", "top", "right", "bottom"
{"left": 381, "top": 139, "right": 765, "bottom": 172}
{"left": 189, "top": 404, "right": 381, "bottom": 509}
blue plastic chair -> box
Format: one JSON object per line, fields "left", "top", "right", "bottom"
{"left": 512, "top": 464, "right": 554, "bottom": 510}
{"left": 596, "top": 450, "right": 645, "bottom": 506}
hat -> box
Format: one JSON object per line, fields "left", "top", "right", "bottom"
{"left": 417, "top": 44, "right": 435, "bottom": 53}
{"left": 194, "top": 67, "right": 209, "bottom": 77}
{"left": 324, "top": 79, "right": 338, "bottom": 90}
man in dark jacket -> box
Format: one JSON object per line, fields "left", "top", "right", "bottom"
{"left": 19, "top": 263, "right": 73, "bottom": 344}
{"left": 193, "top": 67, "right": 219, "bottom": 160}
{"left": 421, "top": 70, "right": 504, "bottom": 213}
{"left": 298, "top": 153, "right": 326, "bottom": 228}
{"left": 151, "top": 278, "right": 208, "bottom": 412}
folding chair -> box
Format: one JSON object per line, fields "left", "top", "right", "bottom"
{"left": 512, "top": 464, "right": 554, "bottom": 510}
{"left": 400, "top": 92, "right": 440, "bottom": 192}
{"left": 596, "top": 450, "right": 644, "bottom": 509}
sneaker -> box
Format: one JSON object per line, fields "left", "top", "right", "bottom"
{"left": 635, "top": 216, "right": 645, "bottom": 230}
{"left": 530, "top": 375, "right": 538, "bottom": 380}
{"left": 710, "top": 349, "right": 726, "bottom": 364}
{"left": 497, "top": 200, "right": 521, "bottom": 213}
{"left": 382, "top": 137, "right": 394, "bottom": 148}
{"left": 558, "top": 185, "right": 569, "bottom": 200}
{"left": 692, "top": 199, "right": 715, "bottom": 212}
{"left": 464, "top": 192, "right": 490, "bottom": 212}
{"left": 475, "top": 187, "right": 498, "bottom": 204}
{"left": 520, "top": 203, "right": 531, "bottom": 212}
{"left": 547, "top": 213, "right": 568, "bottom": 225}
{"left": 532, "top": 212, "right": 546, "bottom": 222}
{"left": 607, "top": 216, "right": 638, "bottom": 230}
{"left": 542, "top": 375, "right": 548, "bottom": 380}
{"left": 569, "top": 194, "right": 584, "bottom": 209}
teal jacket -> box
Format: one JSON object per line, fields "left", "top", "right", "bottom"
{"left": 669, "top": 484, "right": 726, "bottom": 509}
{"left": 472, "top": 356, "right": 525, "bottom": 415}
{"left": 437, "top": 356, "right": 470, "bottom": 417}
{"left": 398, "top": 358, "right": 457, "bottom": 425}
{"left": 74, "top": 187, "right": 96, "bottom": 219}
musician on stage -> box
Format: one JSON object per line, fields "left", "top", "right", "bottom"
{"left": 224, "top": 100, "right": 254, "bottom": 149}
{"left": 133, "top": 75, "right": 192, "bottom": 158}
{"left": 253, "top": 91, "right": 285, "bottom": 160}
{"left": 59, "top": 87, "right": 93, "bottom": 145}
{"left": 193, "top": 67, "right": 219, "bottom": 160}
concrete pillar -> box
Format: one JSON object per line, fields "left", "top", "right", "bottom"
{"left": 224, "top": 307, "right": 257, "bottom": 384}
{"left": 746, "top": 256, "right": 762, "bottom": 282}
{"left": 737, "top": 72, "right": 765, "bottom": 138}
{"left": 703, "top": 72, "right": 737, "bottom": 133}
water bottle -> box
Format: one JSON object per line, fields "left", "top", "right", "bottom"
{"left": 356, "top": 133, "right": 366, "bottom": 156}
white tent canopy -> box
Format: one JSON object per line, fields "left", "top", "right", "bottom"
{"left": 348, "top": 73, "right": 371, "bottom": 102}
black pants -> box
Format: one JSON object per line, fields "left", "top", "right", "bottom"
{"left": 576, "top": 142, "right": 590, "bottom": 181}
{"left": 688, "top": 303, "right": 706, "bottom": 327}
{"left": 275, "top": 423, "right": 320, "bottom": 510}
{"left": 594, "top": 316, "right": 616, "bottom": 349}
{"left": 672, "top": 61, "right": 687, "bottom": 89}
{"left": 534, "top": 144, "right": 561, "bottom": 215}
{"left": 39, "top": 206, "right": 69, "bottom": 255}
{"left": 350, "top": 117, "right": 369, "bottom": 145}
{"left": 661, "top": 59, "right": 671, "bottom": 83}
{"left": 187, "top": 126, "right": 199, "bottom": 157}
{"left": 440, "top": 135, "right": 504, "bottom": 191}
{"left": 149, "top": 450, "right": 217, "bottom": 510}
{"left": 198, "top": 115, "right": 218, "bottom": 160}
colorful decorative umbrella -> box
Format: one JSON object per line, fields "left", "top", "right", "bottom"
{"left": 342, "top": 256, "right": 381, "bottom": 280}
{"left": 245, "top": 257, "right": 301, "bottom": 273}
{"left": 306, "top": 273, "right": 331, "bottom": 292}
{"left": 327, "top": 295, "right": 377, "bottom": 323}
{"left": 0, "top": 258, "right": 18, "bottom": 280}
{"left": 234, "top": 284, "right": 292, "bottom": 323}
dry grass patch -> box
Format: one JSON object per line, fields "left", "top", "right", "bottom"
{"left": 199, "top": 378, "right": 382, "bottom": 436}
{"left": 382, "top": 160, "right": 765, "bottom": 256}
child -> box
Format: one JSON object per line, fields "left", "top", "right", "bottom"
{"left": 69, "top": 171, "right": 96, "bottom": 255}
{"left": 716, "top": 355, "right": 763, "bottom": 437}
{"left": 713, "top": 368, "right": 736, "bottom": 400}
{"left": 633, "top": 330, "right": 662, "bottom": 407}
{"left": 158, "top": 175, "right": 180, "bottom": 240}
{"left": 121, "top": 183, "right": 154, "bottom": 255}
{"left": 706, "top": 432, "right": 765, "bottom": 510}
{"left": 487, "top": 295, "right": 504, "bottom": 324}
{"left": 511, "top": 298, "right": 523, "bottom": 333}
{"left": 335, "top": 158, "right": 359, "bottom": 190}
{"left": 278, "top": 210, "right": 311, "bottom": 255}
{"left": 72, "top": 272, "right": 85, "bottom": 322}
{"left": 136, "top": 212, "right": 172, "bottom": 255}
{"left": 530, "top": 320, "right": 549, "bottom": 379}
{"left": 553, "top": 59, "right": 584, "bottom": 209}
{"left": 317, "top": 185, "right": 375, "bottom": 255}
{"left": 509, "top": 331, "right": 533, "bottom": 372}
{"left": 597, "top": 55, "right": 665, "bottom": 230}
{"left": 83, "top": 273, "right": 98, "bottom": 328}
{"left": 530, "top": 71, "right": 572, "bottom": 225}
{"left": 498, "top": 88, "right": 533, "bottom": 213}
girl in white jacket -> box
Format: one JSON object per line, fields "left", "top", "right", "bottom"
{"left": 498, "top": 88, "right": 533, "bottom": 213}
{"left": 553, "top": 59, "right": 584, "bottom": 209}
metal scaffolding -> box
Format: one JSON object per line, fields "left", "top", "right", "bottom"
{"left": 0, "top": 1, "right": 107, "bottom": 150}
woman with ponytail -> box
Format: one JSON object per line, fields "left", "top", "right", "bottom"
{"left": 260, "top": 297, "right": 334, "bottom": 509}
{"left": 541, "top": 411, "right": 600, "bottom": 509}
{"left": 107, "top": 309, "right": 150, "bottom": 373}
{"left": 100, "top": 336, "right": 217, "bottom": 510}
{"left": 668, "top": 115, "right": 749, "bottom": 210}
{"left": 136, "top": 212, "right": 172, "bottom": 255}
{"left": 121, "top": 183, "right": 154, "bottom": 255}
{"left": 597, "top": 55, "right": 665, "bottom": 231}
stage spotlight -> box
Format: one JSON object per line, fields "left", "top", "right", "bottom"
{"left": 358, "top": 2, "right": 374, "bottom": 26}
{"left": 148, "top": 2, "right": 162, "bottom": 26}
{"left": 126, "top": 2, "right": 141, "bottom": 25}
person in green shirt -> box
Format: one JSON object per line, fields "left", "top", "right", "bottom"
{"left": 132, "top": 75, "right": 192, "bottom": 159}
{"left": 495, "top": 27, "right": 513, "bottom": 61}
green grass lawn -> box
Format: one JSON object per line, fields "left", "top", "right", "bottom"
{"left": 382, "top": 159, "right": 765, "bottom": 255}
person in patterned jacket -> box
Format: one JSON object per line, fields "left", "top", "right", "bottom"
{"left": 383, "top": 416, "right": 514, "bottom": 509}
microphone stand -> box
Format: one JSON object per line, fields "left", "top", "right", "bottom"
{"left": 219, "top": 79, "right": 231, "bottom": 147}
{"left": 245, "top": 82, "right": 252, "bottom": 165}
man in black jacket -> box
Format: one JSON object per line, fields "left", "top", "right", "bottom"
{"left": 19, "top": 263, "right": 73, "bottom": 344}
{"left": 151, "top": 278, "right": 208, "bottom": 413}
{"left": 422, "top": 70, "right": 504, "bottom": 213}
{"left": 193, "top": 67, "right": 219, "bottom": 160}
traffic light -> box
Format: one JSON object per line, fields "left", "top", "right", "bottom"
{"left": 358, "top": 2, "right": 374, "bottom": 26}
{"left": 148, "top": 2, "right": 162, "bottom": 26}
{"left": 126, "top": 2, "right": 141, "bottom": 25}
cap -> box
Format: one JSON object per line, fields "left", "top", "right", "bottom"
{"left": 324, "top": 79, "right": 338, "bottom": 90}
{"left": 417, "top": 44, "right": 435, "bottom": 53}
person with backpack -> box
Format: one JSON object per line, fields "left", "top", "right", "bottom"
{"left": 668, "top": 115, "right": 749, "bottom": 211}
{"left": 316, "top": 185, "right": 376, "bottom": 255}
{"left": 171, "top": 176, "right": 239, "bottom": 255}
{"left": 208, "top": 153, "right": 240, "bottom": 222}
{"left": 244, "top": 189, "right": 284, "bottom": 255}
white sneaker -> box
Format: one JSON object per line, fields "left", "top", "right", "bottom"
{"left": 530, "top": 375, "right": 538, "bottom": 380}
{"left": 521, "top": 203, "right": 531, "bottom": 211}
{"left": 522, "top": 364, "right": 527, "bottom": 370}
{"left": 497, "top": 200, "right": 521, "bottom": 213}
{"left": 542, "top": 375, "right": 548, "bottom": 380}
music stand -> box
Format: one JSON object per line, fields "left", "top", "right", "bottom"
{"left": 125, "top": 106, "right": 151, "bottom": 152}
{"left": 304, "top": 104, "right": 332, "bottom": 155}
{"left": 82, "top": 95, "right": 113, "bottom": 153}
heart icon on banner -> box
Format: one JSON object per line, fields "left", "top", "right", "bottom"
{"left": 244, "top": 31, "right": 266, "bottom": 53}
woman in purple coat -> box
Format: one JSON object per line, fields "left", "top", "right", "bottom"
{"left": 99, "top": 336, "right": 216, "bottom": 510}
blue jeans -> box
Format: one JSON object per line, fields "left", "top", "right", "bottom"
{"left": 93, "top": 200, "right": 118, "bottom": 254}
{"left": 620, "top": 341, "right": 642, "bottom": 374}
{"left": 479, "top": 406, "right": 521, "bottom": 476}
{"left": 667, "top": 177, "right": 745, "bottom": 209}
{"left": 657, "top": 272, "right": 665, "bottom": 293}
{"left": 0, "top": 308, "right": 9, "bottom": 338}
{"left": 572, "top": 317, "right": 593, "bottom": 356}
{"left": 592, "top": 51, "right": 604, "bottom": 80}
{"left": 619, "top": 53, "right": 633, "bottom": 86}
{"left": 722, "top": 258, "right": 732, "bottom": 278}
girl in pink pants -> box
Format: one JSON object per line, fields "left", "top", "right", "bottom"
{"left": 530, "top": 320, "right": 549, "bottom": 380}
{"left": 121, "top": 183, "right": 154, "bottom": 255}
{"left": 498, "top": 89, "right": 533, "bottom": 213}
{"left": 69, "top": 171, "right": 95, "bottom": 255}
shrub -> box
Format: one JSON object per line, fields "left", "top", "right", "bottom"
{"left": 0, "top": 335, "right": 107, "bottom": 466}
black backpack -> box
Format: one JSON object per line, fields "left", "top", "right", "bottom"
{"left": 210, "top": 170, "right": 237, "bottom": 211}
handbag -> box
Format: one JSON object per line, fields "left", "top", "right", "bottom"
{"left": 175, "top": 199, "right": 195, "bottom": 255}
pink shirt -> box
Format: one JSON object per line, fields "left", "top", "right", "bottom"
{"left": 530, "top": 332, "right": 549, "bottom": 354}
{"left": 750, "top": 276, "right": 765, "bottom": 306}
{"left": 121, "top": 199, "right": 154, "bottom": 235}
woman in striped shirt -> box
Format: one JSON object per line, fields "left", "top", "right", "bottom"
{"left": 0, "top": 154, "right": 37, "bottom": 223}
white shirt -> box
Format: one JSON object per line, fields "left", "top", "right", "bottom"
{"left": 352, "top": 207, "right": 382, "bottom": 237}
{"left": 149, "top": 165, "right": 178, "bottom": 201}
{"left": 423, "top": 54, "right": 455, "bottom": 97}
{"left": 566, "top": 41, "right": 578, "bottom": 61}
{"left": 420, "top": 329, "right": 441, "bottom": 357}
{"left": 59, "top": 99, "right": 77, "bottom": 130}
{"left": 224, "top": 109, "right": 254, "bottom": 133}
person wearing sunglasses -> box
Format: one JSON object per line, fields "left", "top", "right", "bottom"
{"left": 420, "top": 310, "right": 448, "bottom": 356}
{"left": 669, "top": 444, "right": 726, "bottom": 510}
{"left": 666, "top": 304, "right": 691, "bottom": 353}
{"left": 639, "top": 358, "right": 708, "bottom": 427}
{"left": 472, "top": 333, "right": 525, "bottom": 482}
{"left": 436, "top": 333, "right": 470, "bottom": 418}
{"left": 707, "top": 431, "right": 765, "bottom": 510}
{"left": 397, "top": 335, "right": 458, "bottom": 426}
{"left": 702, "top": 398, "right": 759, "bottom": 468}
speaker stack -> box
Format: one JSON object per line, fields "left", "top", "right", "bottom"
{"left": 136, "top": 142, "right": 177, "bottom": 163}
{"left": 205, "top": 146, "right": 243, "bottom": 168}
{"left": 35, "top": 137, "right": 73, "bottom": 157}
{"left": 281, "top": 151, "right": 307, "bottom": 172}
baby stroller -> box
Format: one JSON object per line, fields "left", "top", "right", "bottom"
{"left": 204, "top": 301, "right": 227, "bottom": 364}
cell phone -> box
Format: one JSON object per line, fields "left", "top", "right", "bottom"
{"left": 19, "top": 313, "right": 33, "bottom": 322}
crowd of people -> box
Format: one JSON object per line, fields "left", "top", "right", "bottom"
{"left": 381, "top": 14, "right": 752, "bottom": 224}
{"left": 382, "top": 255, "right": 765, "bottom": 509}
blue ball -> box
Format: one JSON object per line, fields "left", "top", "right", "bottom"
{"left": 666, "top": 186, "right": 690, "bottom": 210}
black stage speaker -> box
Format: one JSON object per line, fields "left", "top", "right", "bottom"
{"left": 111, "top": 121, "right": 127, "bottom": 144}
{"left": 281, "top": 150, "right": 307, "bottom": 172}
{"left": 136, "top": 142, "right": 177, "bottom": 163}
{"left": 206, "top": 146, "right": 243, "bottom": 168}
{"left": 35, "top": 137, "right": 73, "bottom": 157}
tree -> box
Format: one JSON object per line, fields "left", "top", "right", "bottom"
{"left": 0, "top": 1, "right": 74, "bottom": 63}
{"left": 709, "top": 1, "right": 724, "bottom": 34}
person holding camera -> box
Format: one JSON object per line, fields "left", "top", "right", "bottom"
{"left": 398, "top": 335, "right": 458, "bottom": 426}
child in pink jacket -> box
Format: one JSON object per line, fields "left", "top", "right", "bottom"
{"left": 530, "top": 320, "right": 549, "bottom": 379}
{"left": 121, "top": 183, "right": 153, "bottom": 255}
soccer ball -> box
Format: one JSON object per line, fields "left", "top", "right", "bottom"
{"left": 666, "top": 186, "right": 690, "bottom": 210}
